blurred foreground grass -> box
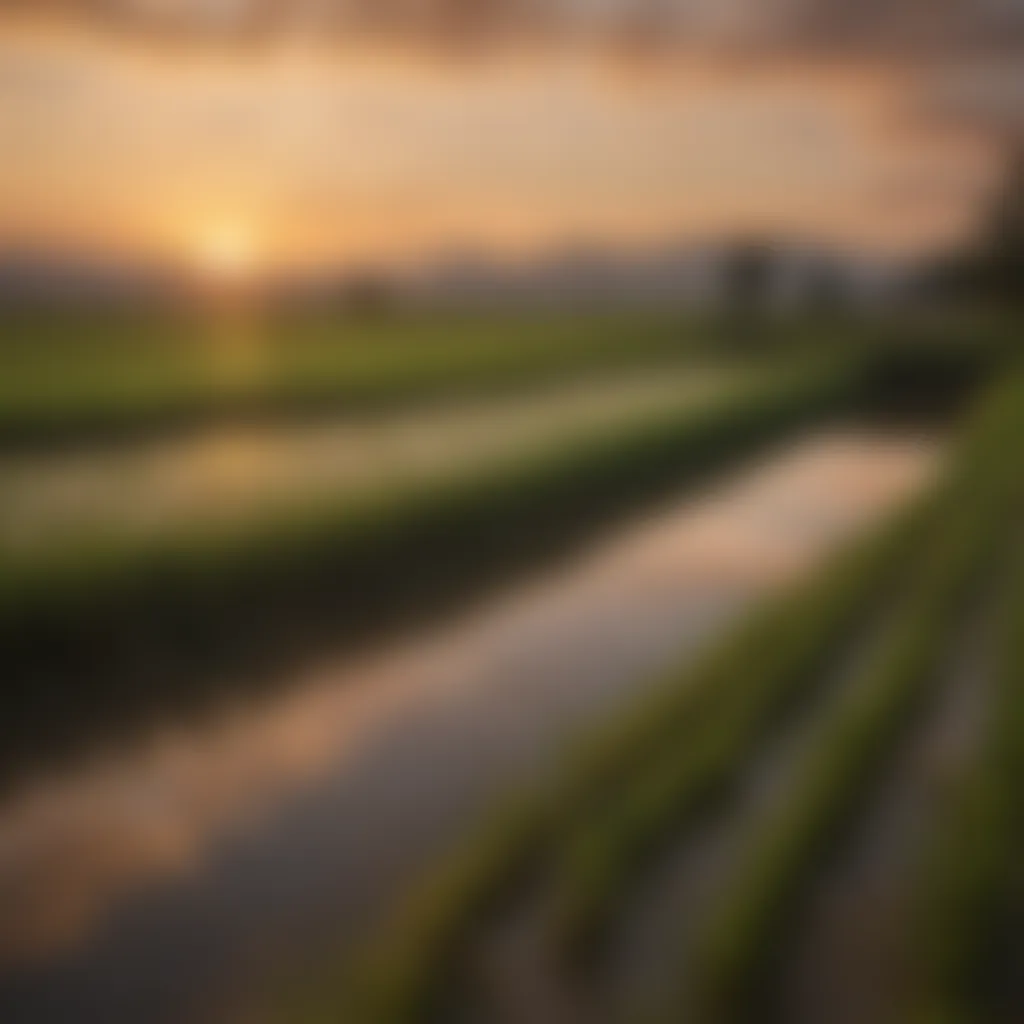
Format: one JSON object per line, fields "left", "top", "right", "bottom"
{"left": 308, "top": 363, "right": 1024, "bottom": 1024}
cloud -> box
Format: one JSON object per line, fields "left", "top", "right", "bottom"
{"left": 2, "top": 0, "right": 1023, "bottom": 56}
{"left": 0, "top": 1, "right": 1016, "bottom": 264}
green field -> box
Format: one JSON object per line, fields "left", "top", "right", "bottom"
{"left": 0, "top": 309, "right": 715, "bottom": 443}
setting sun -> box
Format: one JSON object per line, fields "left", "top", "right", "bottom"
{"left": 195, "top": 224, "right": 259, "bottom": 282}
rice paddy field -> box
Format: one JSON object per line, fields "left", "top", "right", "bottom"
{"left": 293, "top": 362, "right": 1024, "bottom": 1024}
{"left": 0, "top": 308, "right": 1021, "bottom": 1024}
{"left": 0, "top": 310, "right": 713, "bottom": 444}
{"left": 0, "top": 363, "right": 781, "bottom": 552}
{"left": 0, "top": 320, "right": 864, "bottom": 782}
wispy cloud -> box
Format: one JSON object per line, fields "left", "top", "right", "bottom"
{"left": 3, "top": 0, "right": 1024, "bottom": 55}
{"left": 0, "top": 1, "right": 1017, "bottom": 266}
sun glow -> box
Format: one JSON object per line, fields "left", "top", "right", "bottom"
{"left": 195, "top": 224, "right": 259, "bottom": 283}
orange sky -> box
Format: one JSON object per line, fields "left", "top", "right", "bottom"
{"left": 0, "top": 21, "right": 1005, "bottom": 273}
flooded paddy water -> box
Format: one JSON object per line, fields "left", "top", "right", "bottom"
{"left": 0, "top": 426, "right": 938, "bottom": 1024}
{"left": 0, "top": 366, "right": 732, "bottom": 555}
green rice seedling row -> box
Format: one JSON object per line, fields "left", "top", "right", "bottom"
{"left": 682, "top": 372, "right": 1024, "bottom": 1023}
{"left": 318, "top": 420, "right": 928, "bottom": 1024}
{"left": 547, "top": 497, "right": 931, "bottom": 959}
{"left": 902, "top": 541, "right": 1024, "bottom": 1023}
{"left": 319, "top": 369, "right": 1022, "bottom": 1024}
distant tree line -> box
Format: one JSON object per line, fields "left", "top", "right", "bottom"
{"left": 924, "top": 145, "right": 1024, "bottom": 309}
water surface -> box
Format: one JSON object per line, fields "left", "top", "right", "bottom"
{"left": 0, "top": 429, "right": 937, "bottom": 1024}
{"left": 0, "top": 366, "right": 730, "bottom": 553}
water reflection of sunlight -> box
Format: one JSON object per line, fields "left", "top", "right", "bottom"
{"left": 0, "top": 366, "right": 728, "bottom": 552}
{"left": 0, "top": 430, "right": 938, "bottom": 970}
{"left": 183, "top": 431, "right": 274, "bottom": 508}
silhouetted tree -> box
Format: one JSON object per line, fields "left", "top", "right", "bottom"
{"left": 976, "top": 144, "right": 1024, "bottom": 306}
{"left": 924, "top": 144, "right": 1024, "bottom": 308}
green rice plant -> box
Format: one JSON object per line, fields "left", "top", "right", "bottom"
{"left": 294, "top": 430, "right": 925, "bottom": 1023}
{"left": 291, "top": 369, "right": 1021, "bottom": 1024}
{"left": 293, "top": 523, "right": 909, "bottom": 1024}
{"left": 544, "top": 342, "right": 1020, "bottom": 836}
{"left": 902, "top": 541, "right": 1024, "bottom": 1024}
{"left": 547, "top": 498, "right": 932, "bottom": 957}
{"left": 540, "top": 360, "right": 1024, "bottom": 959}
{"left": 681, "top": 373, "right": 1024, "bottom": 1024}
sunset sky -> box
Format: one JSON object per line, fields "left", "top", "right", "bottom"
{"left": 1, "top": 1, "right": 1021, "bottom": 274}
